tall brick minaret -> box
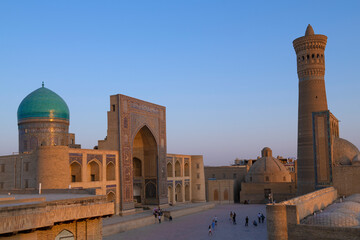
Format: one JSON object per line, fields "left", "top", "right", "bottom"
{"left": 293, "top": 25, "right": 328, "bottom": 195}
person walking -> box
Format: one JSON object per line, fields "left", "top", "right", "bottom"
{"left": 230, "top": 211, "right": 233, "bottom": 222}
{"left": 158, "top": 214, "right": 162, "bottom": 224}
{"left": 233, "top": 212, "right": 236, "bottom": 225}
{"left": 261, "top": 213, "right": 265, "bottom": 223}
{"left": 208, "top": 225, "right": 212, "bottom": 236}
{"left": 212, "top": 219, "right": 215, "bottom": 230}
{"left": 245, "top": 216, "right": 249, "bottom": 226}
{"left": 258, "top": 213, "right": 261, "bottom": 223}
{"left": 214, "top": 216, "right": 218, "bottom": 226}
{"left": 153, "top": 212, "right": 157, "bottom": 224}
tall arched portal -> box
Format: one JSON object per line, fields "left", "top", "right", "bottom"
{"left": 132, "top": 126, "right": 158, "bottom": 205}
{"left": 97, "top": 94, "right": 168, "bottom": 213}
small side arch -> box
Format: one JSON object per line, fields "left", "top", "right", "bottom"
{"left": 167, "top": 162, "right": 173, "bottom": 177}
{"left": 175, "top": 183, "right": 183, "bottom": 202}
{"left": 185, "top": 184, "right": 190, "bottom": 201}
{"left": 107, "top": 191, "right": 115, "bottom": 202}
{"left": 106, "top": 162, "right": 115, "bottom": 181}
{"left": 175, "top": 161, "right": 181, "bottom": 177}
{"left": 168, "top": 185, "right": 174, "bottom": 203}
{"left": 88, "top": 159, "right": 101, "bottom": 182}
{"left": 184, "top": 163, "right": 189, "bottom": 176}
{"left": 70, "top": 162, "right": 82, "bottom": 182}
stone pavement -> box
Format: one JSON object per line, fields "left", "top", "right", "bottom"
{"left": 104, "top": 204, "right": 267, "bottom": 240}
{"left": 103, "top": 202, "right": 211, "bottom": 225}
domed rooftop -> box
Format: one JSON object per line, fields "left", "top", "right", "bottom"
{"left": 17, "top": 84, "right": 70, "bottom": 122}
{"left": 333, "top": 137, "right": 359, "bottom": 165}
{"left": 302, "top": 195, "right": 360, "bottom": 227}
{"left": 245, "top": 147, "right": 291, "bottom": 183}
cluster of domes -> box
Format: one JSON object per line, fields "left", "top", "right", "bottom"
{"left": 302, "top": 194, "right": 360, "bottom": 227}
{"left": 17, "top": 83, "right": 70, "bottom": 122}
{"left": 245, "top": 147, "right": 291, "bottom": 183}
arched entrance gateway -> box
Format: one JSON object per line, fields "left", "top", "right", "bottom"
{"left": 97, "top": 94, "right": 168, "bottom": 213}
{"left": 132, "top": 126, "right": 158, "bottom": 205}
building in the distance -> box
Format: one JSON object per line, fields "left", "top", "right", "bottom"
{"left": 204, "top": 149, "right": 296, "bottom": 204}
{"left": 0, "top": 84, "right": 206, "bottom": 215}
{"left": 204, "top": 165, "right": 247, "bottom": 203}
{"left": 240, "top": 147, "right": 296, "bottom": 203}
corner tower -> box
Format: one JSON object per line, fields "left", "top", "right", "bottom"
{"left": 293, "top": 25, "right": 328, "bottom": 194}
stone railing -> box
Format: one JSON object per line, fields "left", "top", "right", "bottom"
{"left": 266, "top": 187, "right": 337, "bottom": 240}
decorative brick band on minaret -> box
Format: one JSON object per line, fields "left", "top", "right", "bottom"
{"left": 293, "top": 25, "right": 329, "bottom": 195}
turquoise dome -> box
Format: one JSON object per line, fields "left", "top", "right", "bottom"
{"left": 17, "top": 86, "right": 70, "bottom": 122}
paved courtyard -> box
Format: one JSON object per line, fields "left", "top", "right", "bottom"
{"left": 104, "top": 204, "right": 267, "bottom": 240}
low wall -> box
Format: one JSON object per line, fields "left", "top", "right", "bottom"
{"left": 282, "top": 187, "right": 337, "bottom": 221}
{"left": 0, "top": 196, "right": 114, "bottom": 234}
{"left": 267, "top": 187, "right": 337, "bottom": 240}
{"left": 0, "top": 197, "right": 46, "bottom": 205}
{"left": 103, "top": 203, "right": 215, "bottom": 237}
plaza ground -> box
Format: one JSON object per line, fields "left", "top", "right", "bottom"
{"left": 104, "top": 204, "right": 267, "bottom": 240}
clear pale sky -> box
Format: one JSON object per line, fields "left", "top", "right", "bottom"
{"left": 1, "top": 1, "right": 360, "bottom": 166}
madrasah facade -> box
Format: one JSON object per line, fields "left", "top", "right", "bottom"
{"left": 0, "top": 85, "right": 206, "bottom": 215}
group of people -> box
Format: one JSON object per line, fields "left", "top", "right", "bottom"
{"left": 153, "top": 207, "right": 173, "bottom": 224}
{"left": 208, "top": 216, "right": 218, "bottom": 236}
{"left": 247, "top": 212, "right": 265, "bottom": 227}
{"left": 257, "top": 212, "right": 265, "bottom": 224}
{"left": 153, "top": 208, "right": 164, "bottom": 223}
{"left": 208, "top": 211, "right": 266, "bottom": 236}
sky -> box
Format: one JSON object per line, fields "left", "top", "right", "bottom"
{"left": 1, "top": 1, "right": 360, "bottom": 166}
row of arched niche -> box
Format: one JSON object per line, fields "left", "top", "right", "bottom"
{"left": 70, "top": 157, "right": 193, "bottom": 183}
{"left": 70, "top": 159, "right": 115, "bottom": 182}
{"left": 213, "top": 189, "right": 229, "bottom": 201}
{"left": 167, "top": 161, "right": 190, "bottom": 177}
{"left": 168, "top": 183, "right": 191, "bottom": 203}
